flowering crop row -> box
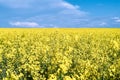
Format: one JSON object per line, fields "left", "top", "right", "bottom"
{"left": 0, "top": 28, "right": 120, "bottom": 80}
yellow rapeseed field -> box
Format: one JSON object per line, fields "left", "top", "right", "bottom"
{"left": 0, "top": 28, "right": 120, "bottom": 80}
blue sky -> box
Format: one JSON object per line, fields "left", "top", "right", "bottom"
{"left": 0, "top": 0, "right": 120, "bottom": 27}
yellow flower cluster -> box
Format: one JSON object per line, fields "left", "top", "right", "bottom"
{"left": 0, "top": 28, "right": 120, "bottom": 80}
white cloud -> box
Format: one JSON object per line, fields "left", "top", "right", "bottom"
{"left": 58, "top": 1, "right": 79, "bottom": 9}
{"left": 1, "top": 0, "right": 119, "bottom": 27}
{"left": 10, "top": 21, "right": 40, "bottom": 27}
{"left": 99, "top": 22, "right": 107, "bottom": 26}
{"left": 115, "top": 19, "right": 120, "bottom": 23}
{"left": 0, "top": 0, "right": 84, "bottom": 14}
{"left": 0, "top": 0, "right": 88, "bottom": 27}
{"left": 112, "top": 17, "right": 120, "bottom": 20}
{"left": 112, "top": 17, "right": 120, "bottom": 23}
{"left": 0, "top": 0, "right": 79, "bottom": 9}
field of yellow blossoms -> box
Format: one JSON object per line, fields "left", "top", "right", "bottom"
{"left": 0, "top": 28, "right": 120, "bottom": 80}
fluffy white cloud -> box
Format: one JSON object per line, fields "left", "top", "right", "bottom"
{"left": 112, "top": 17, "right": 120, "bottom": 23}
{"left": 0, "top": 0, "right": 88, "bottom": 27}
{"left": 10, "top": 21, "right": 40, "bottom": 27}
{"left": 0, "top": 0, "right": 79, "bottom": 9}
{"left": 55, "top": 1, "right": 79, "bottom": 9}
{"left": 115, "top": 19, "right": 120, "bottom": 23}
{"left": 1, "top": 0, "right": 120, "bottom": 27}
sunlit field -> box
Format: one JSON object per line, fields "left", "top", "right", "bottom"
{"left": 0, "top": 28, "right": 120, "bottom": 80}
